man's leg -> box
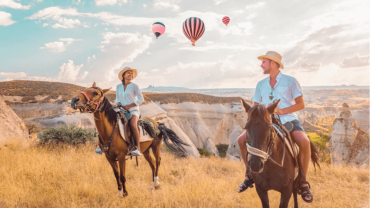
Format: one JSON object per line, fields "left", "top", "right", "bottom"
{"left": 130, "top": 115, "right": 140, "bottom": 152}
{"left": 237, "top": 131, "right": 248, "bottom": 168}
{"left": 291, "top": 130, "right": 312, "bottom": 202}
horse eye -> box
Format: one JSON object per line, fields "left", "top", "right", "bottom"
{"left": 93, "top": 91, "right": 98, "bottom": 96}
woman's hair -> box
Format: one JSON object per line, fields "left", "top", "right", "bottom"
{"left": 121, "top": 71, "right": 127, "bottom": 85}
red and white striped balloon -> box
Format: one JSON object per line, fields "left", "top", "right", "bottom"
{"left": 182, "top": 17, "right": 205, "bottom": 46}
{"left": 222, "top": 16, "right": 230, "bottom": 26}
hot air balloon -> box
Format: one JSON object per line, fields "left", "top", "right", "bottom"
{"left": 222, "top": 16, "right": 230, "bottom": 26}
{"left": 152, "top": 22, "right": 165, "bottom": 39}
{"left": 182, "top": 17, "right": 205, "bottom": 46}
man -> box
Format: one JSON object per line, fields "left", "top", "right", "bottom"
{"left": 237, "top": 51, "right": 313, "bottom": 203}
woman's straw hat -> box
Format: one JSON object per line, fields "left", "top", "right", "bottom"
{"left": 257, "top": 51, "right": 284, "bottom": 69}
{"left": 118, "top": 67, "right": 137, "bottom": 80}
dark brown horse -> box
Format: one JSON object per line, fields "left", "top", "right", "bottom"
{"left": 241, "top": 99, "right": 319, "bottom": 208}
{"left": 70, "top": 82, "right": 188, "bottom": 197}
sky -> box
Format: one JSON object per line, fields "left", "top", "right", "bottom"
{"left": 0, "top": 0, "right": 369, "bottom": 89}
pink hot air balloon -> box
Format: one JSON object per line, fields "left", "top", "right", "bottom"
{"left": 182, "top": 17, "right": 205, "bottom": 46}
{"left": 152, "top": 22, "right": 165, "bottom": 39}
{"left": 222, "top": 16, "right": 230, "bottom": 26}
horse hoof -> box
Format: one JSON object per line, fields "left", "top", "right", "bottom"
{"left": 117, "top": 190, "right": 123, "bottom": 197}
{"left": 123, "top": 191, "right": 128, "bottom": 197}
{"left": 154, "top": 184, "right": 160, "bottom": 190}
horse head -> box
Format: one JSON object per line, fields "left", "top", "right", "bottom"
{"left": 241, "top": 99, "right": 280, "bottom": 173}
{"left": 71, "top": 82, "right": 111, "bottom": 113}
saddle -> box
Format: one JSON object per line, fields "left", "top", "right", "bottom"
{"left": 116, "top": 110, "right": 153, "bottom": 146}
{"left": 272, "top": 116, "right": 299, "bottom": 167}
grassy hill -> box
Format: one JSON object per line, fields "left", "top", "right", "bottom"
{"left": 0, "top": 139, "right": 368, "bottom": 208}
{"left": 0, "top": 80, "right": 243, "bottom": 105}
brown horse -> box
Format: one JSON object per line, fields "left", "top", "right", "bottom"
{"left": 241, "top": 99, "right": 320, "bottom": 208}
{"left": 70, "top": 82, "right": 188, "bottom": 197}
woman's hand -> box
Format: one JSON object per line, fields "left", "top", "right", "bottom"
{"left": 123, "top": 105, "right": 131, "bottom": 110}
{"left": 117, "top": 103, "right": 123, "bottom": 108}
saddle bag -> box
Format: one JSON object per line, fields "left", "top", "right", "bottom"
{"left": 139, "top": 118, "right": 161, "bottom": 138}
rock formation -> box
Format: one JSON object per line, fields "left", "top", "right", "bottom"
{"left": 329, "top": 103, "right": 369, "bottom": 167}
{"left": 0, "top": 96, "right": 29, "bottom": 144}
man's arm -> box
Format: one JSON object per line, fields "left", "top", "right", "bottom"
{"left": 275, "top": 96, "right": 305, "bottom": 115}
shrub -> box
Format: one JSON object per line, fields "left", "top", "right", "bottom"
{"left": 216, "top": 144, "right": 228, "bottom": 158}
{"left": 197, "top": 148, "right": 215, "bottom": 158}
{"left": 38, "top": 124, "right": 97, "bottom": 146}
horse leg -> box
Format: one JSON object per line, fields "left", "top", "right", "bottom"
{"left": 118, "top": 156, "right": 128, "bottom": 197}
{"left": 293, "top": 179, "right": 299, "bottom": 208}
{"left": 107, "top": 159, "right": 122, "bottom": 196}
{"left": 151, "top": 139, "right": 161, "bottom": 189}
{"left": 256, "top": 185, "right": 269, "bottom": 208}
{"left": 142, "top": 148, "right": 156, "bottom": 190}
{"left": 279, "top": 185, "right": 293, "bottom": 208}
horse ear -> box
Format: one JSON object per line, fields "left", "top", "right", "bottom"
{"left": 92, "top": 82, "right": 96, "bottom": 87}
{"left": 267, "top": 99, "right": 280, "bottom": 114}
{"left": 102, "top": 88, "right": 111, "bottom": 95}
{"left": 241, "top": 99, "right": 251, "bottom": 113}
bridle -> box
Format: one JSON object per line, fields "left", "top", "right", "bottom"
{"left": 78, "top": 87, "right": 105, "bottom": 113}
{"left": 246, "top": 124, "right": 286, "bottom": 167}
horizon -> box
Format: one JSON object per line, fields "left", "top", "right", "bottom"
{"left": 0, "top": 0, "right": 369, "bottom": 89}
{"left": 1, "top": 79, "right": 369, "bottom": 90}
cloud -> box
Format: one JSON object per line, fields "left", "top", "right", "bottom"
{"left": 245, "top": 2, "right": 265, "bottom": 10}
{"left": 214, "top": 0, "right": 228, "bottom": 5}
{"left": 73, "top": 0, "right": 83, "bottom": 5}
{"left": 0, "top": 72, "right": 27, "bottom": 79}
{"left": 340, "top": 54, "right": 369, "bottom": 68}
{"left": 40, "top": 38, "right": 82, "bottom": 52}
{"left": 95, "top": 0, "right": 128, "bottom": 6}
{"left": 0, "top": 11, "right": 16, "bottom": 26}
{"left": 0, "top": 72, "right": 51, "bottom": 81}
{"left": 283, "top": 24, "right": 369, "bottom": 71}
{"left": 134, "top": 54, "right": 263, "bottom": 88}
{"left": 0, "top": 0, "right": 30, "bottom": 10}
{"left": 26, "top": 7, "right": 87, "bottom": 29}
{"left": 153, "top": 0, "right": 180, "bottom": 11}
{"left": 58, "top": 60, "right": 87, "bottom": 81}
{"left": 76, "top": 32, "right": 153, "bottom": 88}
{"left": 52, "top": 17, "right": 82, "bottom": 28}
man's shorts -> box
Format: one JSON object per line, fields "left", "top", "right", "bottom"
{"left": 285, "top": 119, "right": 305, "bottom": 132}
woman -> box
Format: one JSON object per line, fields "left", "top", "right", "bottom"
{"left": 116, "top": 67, "right": 145, "bottom": 156}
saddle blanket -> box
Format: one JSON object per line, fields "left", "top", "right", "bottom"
{"left": 118, "top": 117, "right": 153, "bottom": 143}
{"left": 272, "top": 124, "right": 299, "bottom": 158}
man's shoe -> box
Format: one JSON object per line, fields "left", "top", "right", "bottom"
{"left": 95, "top": 147, "right": 102, "bottom": 155}
{"left": 131, "top": 149, "right": 142, "bottom": 156}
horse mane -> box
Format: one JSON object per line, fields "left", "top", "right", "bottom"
{"left": 100, "top": 97, "right": 117, "bottom": 125}
{"left": 245, "top": 104, "right": 271, "bottom": 129}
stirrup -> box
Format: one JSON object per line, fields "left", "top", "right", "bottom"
{"left": 238, "top": 177, "right": 254, "bottom": 193}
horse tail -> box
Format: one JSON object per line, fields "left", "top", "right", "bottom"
{"left": 158, "top": 123, "right": 189, "bottom": 154}
{"left": 310, "top": 140, "right": 320, "bottom": 171}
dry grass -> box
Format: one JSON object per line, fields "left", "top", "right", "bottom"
{"left": 0, "top": 140, "right": 368, "bottom": 208}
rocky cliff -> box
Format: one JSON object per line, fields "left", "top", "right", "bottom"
{"left": 0, "top": 96, "right": 29, "bottom": 144}
{"left": 329, "top": 103, "right": 369, "bottom": 167}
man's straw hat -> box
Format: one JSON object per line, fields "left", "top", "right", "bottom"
{"left": 118, "top": 67, "right": 137, "bottom": 80}
{"left": 258, "top": 51, "right": 284, "bottom": 69}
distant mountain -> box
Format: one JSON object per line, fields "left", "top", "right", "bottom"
{"left": 141, "top": 86, "right": 190, "bottom": 93}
